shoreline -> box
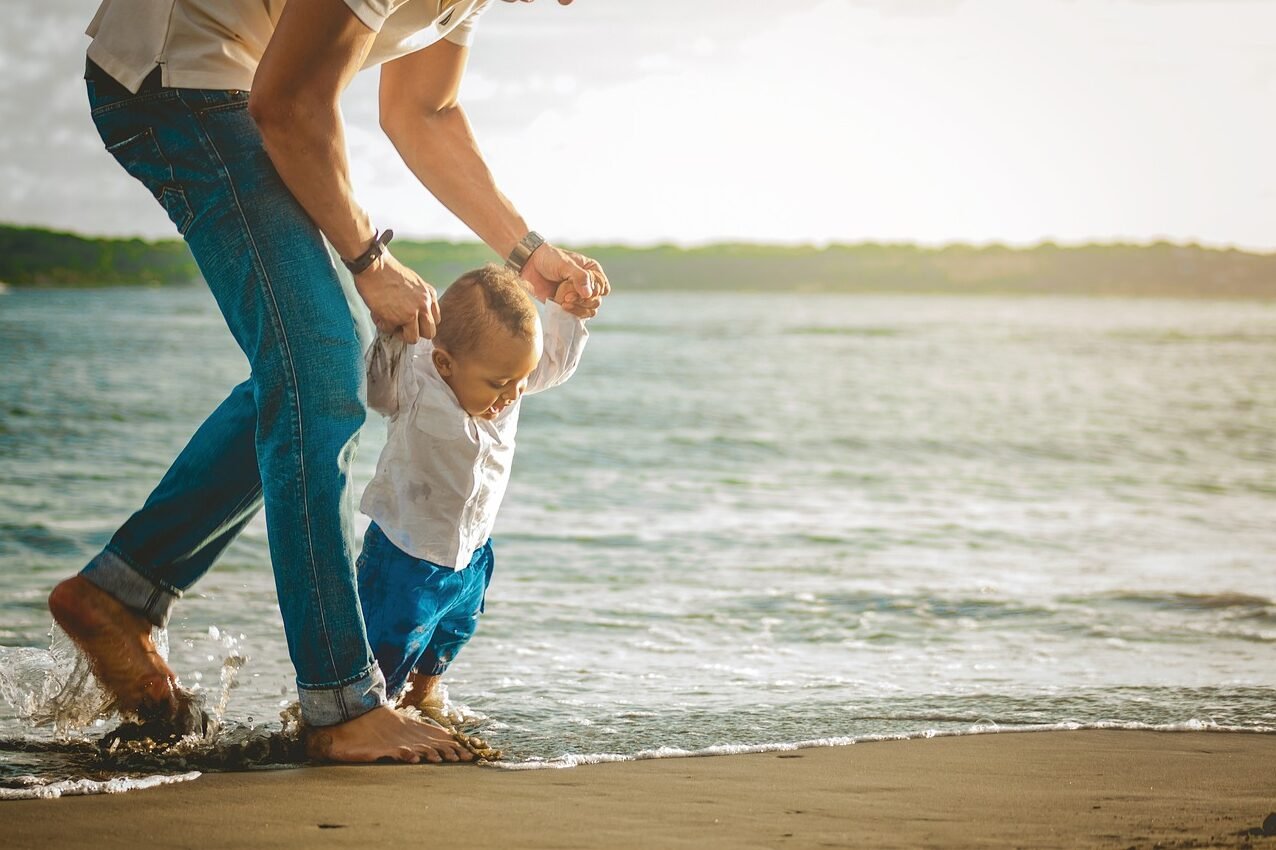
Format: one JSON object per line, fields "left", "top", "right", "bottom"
{"left": 6, "top": 729, "right": 1276, "bottom": 849}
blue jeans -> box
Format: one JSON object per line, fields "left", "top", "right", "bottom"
{"left": 80, "top": 67, "right": 385, "bottom": 726}
{"left": 357, "top": 524, "right": 495, "bottom": 698}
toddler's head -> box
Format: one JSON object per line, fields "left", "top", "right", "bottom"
{"left": 431, "top": 264, "right": 543, "bottom": 419}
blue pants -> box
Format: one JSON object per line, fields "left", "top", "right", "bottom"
{"left": 79, "top": 65, "right": 383, "bottom": 726}
{"left": 357, "top": 524, "right": 494, "bottom": 698}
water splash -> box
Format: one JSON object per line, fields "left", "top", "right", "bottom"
{"left": 0, "top": 629, "right": 111, "bottom": 737}
{"left": 0, "top": 624, "right": 305, "bottom": 798}
{"left": 199, "top": 625, "right": 248, "bottom": 727}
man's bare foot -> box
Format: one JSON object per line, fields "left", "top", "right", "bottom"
{"left": 304, "top": 705, "right": 475, "bottom": 764}
{"left": 48, "top": 576, "right": 186, "bottom": 721}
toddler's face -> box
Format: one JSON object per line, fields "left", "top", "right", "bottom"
{"left": 434, "top": 327, "right": 542, "bottom": 419}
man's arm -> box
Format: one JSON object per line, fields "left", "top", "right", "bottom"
{"left": 379, "top": 40, "right": 608, "bottom": 307}
{"left": 249, "top": 0, "right": 439, "bottom": 343}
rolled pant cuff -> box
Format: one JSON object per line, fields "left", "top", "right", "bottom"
{"left": 297, "top": 663, "right": 389, "bottom": 727}
{"left": 80, "top": 547, "right": 181, "bottom": 628}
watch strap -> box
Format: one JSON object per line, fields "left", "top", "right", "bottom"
{"left": 342, "top": 229, "right": 394, "bottom": 275}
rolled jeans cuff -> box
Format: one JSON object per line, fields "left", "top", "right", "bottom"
{"left": 297, "top": 662, "right": 389, "bottom": 727}
{"left": 81, "top": 547, "right": 181, "bottom": 628}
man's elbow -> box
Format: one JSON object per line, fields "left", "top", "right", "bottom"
{"left": 250, "top": 87, "right": 332, "bottom": 138}
{"left": 380, "top": 100, "right": 457, "bottom": 144}
{"left": 380, "top": 106, "right": 415, "bottom": 143}
{"left": 247, "top": 89, "right": 284, "bottom": 134}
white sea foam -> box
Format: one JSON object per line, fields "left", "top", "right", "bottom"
{"left": 0, "top": 771, "right": 201, "bottom": 800}
{"left": 486, "top": 720, "right": 1276, "bottom": 770}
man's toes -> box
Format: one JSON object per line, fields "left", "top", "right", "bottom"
{"left": 397, "top": 746, "right": 420, "bottom": 764}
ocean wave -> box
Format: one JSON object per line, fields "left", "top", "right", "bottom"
{"left": 785, "top": 326, "right": 904, "bottom": 337}
{"left": 1093, "top": 591, "right": 1275, "bottom": 613}
{"left": 487, "top": 719, "right": 1276, "bottom": 770}
{"left": 0, "top": 771, "right": 201, "bottom": 800}
{"left": 1107, "top": 329, "right": 1276, "bottom": 346}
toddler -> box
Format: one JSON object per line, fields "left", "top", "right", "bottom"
{"left": 358, "top": 263, "right": 591, "bottom": 719}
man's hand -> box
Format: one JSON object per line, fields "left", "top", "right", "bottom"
{"left": 522, "top": 242, "right": 611, "bottom": 305}
{"left": 354, "top": 253, "right": 440, "bottom": 343}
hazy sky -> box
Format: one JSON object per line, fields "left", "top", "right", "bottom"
{"left": 1, "top": 0, "right": 1273, "bottom": 249}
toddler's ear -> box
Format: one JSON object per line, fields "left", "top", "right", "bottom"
{"left": 432, "top": 347, "right": 454, "bottom": 376}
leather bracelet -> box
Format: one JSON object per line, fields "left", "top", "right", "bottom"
{"left": 505, "top": 230, "right": 545, "bottom": 274}
{"left": 342, "top": 229, "right": 394, "bottom": 275}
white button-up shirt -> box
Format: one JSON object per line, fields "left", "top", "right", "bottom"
{"left": 360, "top": 301, "right": 588, "bottom": 569}
{"left": 86, "top": 0, "right": 490, "bottom": 93}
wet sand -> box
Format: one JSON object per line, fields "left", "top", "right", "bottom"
{"left": 6, "top": 730, "right": 1276, "bottom": 849}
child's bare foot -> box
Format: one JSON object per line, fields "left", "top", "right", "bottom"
{"left": 398, "top": 672, "right": 443, "bottom": 710}
{"left": 304, "top": 705, "right": 475, "bottom": 763}
{"left": 398, "top": 673, "right": 501, "bottom": 761}
{"left": 48, "top": 576, "right": 187, "bottom": 721}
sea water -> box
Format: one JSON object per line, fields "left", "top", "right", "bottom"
{"left": 1, "top": 287, "right": 1273, "bottom": 795}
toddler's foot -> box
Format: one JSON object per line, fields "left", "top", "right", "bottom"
{"left": 398, "top": 673, "right": 501, "bottom": 760}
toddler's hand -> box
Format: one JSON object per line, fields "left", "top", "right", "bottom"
{"left": 553, "top": 273, "right": 602, "bottom": 319}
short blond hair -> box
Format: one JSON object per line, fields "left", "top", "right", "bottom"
{"left": 435, "top": 264, "right": 539, "bottom": 357}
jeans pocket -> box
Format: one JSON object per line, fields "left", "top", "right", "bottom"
{"left": 194, "top": 94, "right": 250, "bottom": 115}
{"left": 105, "top": 127, "right": 195, "bottom": 235}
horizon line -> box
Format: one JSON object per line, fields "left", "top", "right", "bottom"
{"left": 2, "top": 220, "right": 1273, "bottom": 257}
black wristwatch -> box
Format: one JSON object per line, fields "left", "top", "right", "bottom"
{"left": 342, "top": 229, "right": 394, "bottom": 274}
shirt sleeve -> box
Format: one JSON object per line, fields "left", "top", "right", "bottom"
{"left": 525, "top": 300, "right": 589, "bottom": 395}
{"left": 343, "top": 0, "right": 410, "bottom": 33}
{"left": 365, "top": 332, "right": 418, "bottom": 418}
{"left": 443, "top": 0, "right": 490, "bottom": 46}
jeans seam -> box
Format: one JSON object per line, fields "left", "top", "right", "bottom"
{"left": 215, "top": 482, "right": 264, "bottom": 538}
{"left": 191, "top": 101, "right": 344, "bottom": 692}
{"left": 184, "top": 481, "right": 263, "bottom": 566}
{"left": 89, "top": 89, "right": 180, "bottom": 117}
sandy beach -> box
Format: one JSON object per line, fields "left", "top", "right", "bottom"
{"left": 5, "top": 730, "right": 1274, "bottom": 849}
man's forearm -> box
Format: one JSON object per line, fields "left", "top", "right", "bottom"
{"left": 383, "top": 104, "right": 528, "bottom": 260}
{"left": 252, "top": 97, "right": 375, "bottom": 261}
{"left": 248, "top": 0, "right": 380, "bottom": 262}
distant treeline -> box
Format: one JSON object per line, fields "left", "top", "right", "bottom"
{"left": 2, "top": 223, "right": 1274, "bottom": 298}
